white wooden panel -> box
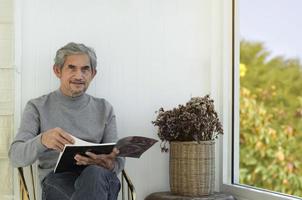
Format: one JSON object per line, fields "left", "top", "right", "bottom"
{"left": 0, "top": 39, "right": 13, "bottom": 67}
{"left": 0, "top": 24, "right": 12, "bottom": 40}
{"left": 0, "top": 102, "right": 13, "bottom": 116}
{"left": 0, "top": 116, "right": 12, "bottom": 157}
{"left": 0, "top": 1, "right": 15, "bottom": 200}
{"left": 0, "top": 160, "right": 13, "bottom": 197}
{"left": 0, "top": 0, "right": 13, "bottom": 23}
{"left": 0, "top": 69, "right": 13, "bottom": 90}
{"left": 0, "top": 69, "right": 14, "bottom": 116}
{"left": 0, "top": 89, "right": 13, "bottom": 103}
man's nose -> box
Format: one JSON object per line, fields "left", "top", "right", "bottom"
{"left": 73, "top": 69, "right": 84, "bottom": 79}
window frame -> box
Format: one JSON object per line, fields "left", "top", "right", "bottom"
{"left": 13, "top": 0, "right": 23, "bottom": 199}
{"left": 220, "top": 0, "right": 302, "bottom": 200}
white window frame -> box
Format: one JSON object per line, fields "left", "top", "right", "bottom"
{"left": 220, "top": 1, "right": 302, "bottom": 200}
{"left": 13, "top": 0, "right": 23, "bottom": 199}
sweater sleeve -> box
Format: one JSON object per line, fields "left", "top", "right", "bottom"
{"left": 102, "top": 104, "right": 125, "bottom": 174}
{"left": 8, "top": 101, "right": 47, "bottom": 167}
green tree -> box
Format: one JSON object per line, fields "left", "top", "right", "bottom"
{"left": 240, "top": 40, "right": 302, "bottom": 196}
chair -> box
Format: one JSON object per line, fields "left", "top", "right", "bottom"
{"left": 18, "top": 166, "right": 136, "bottom": 200}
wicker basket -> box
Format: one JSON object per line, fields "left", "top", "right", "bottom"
{"left": 169, "top": 141, "right": 215, "bottom": 196}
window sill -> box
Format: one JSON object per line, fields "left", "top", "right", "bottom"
{"left": 222, "top": 184, "right": 301, "bottom": 200}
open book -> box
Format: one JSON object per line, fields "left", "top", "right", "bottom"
{"left": 54, "top": 135, "right": 158, "bottom": 173}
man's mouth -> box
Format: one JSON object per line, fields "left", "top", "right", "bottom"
{"left": 70, "top": 81, "right": 85, "bottom": 85}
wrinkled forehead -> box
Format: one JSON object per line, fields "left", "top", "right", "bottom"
{"left": 63, "top": 54, "right": 91, "bottom": 67}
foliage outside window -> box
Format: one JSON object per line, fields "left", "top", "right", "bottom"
{"left": 239, "top": 40, "right": 302, "bottom": 197}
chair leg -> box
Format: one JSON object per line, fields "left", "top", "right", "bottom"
{"left": 18, "top": 167, "right": 30, "bottom": 200}
{"left": 121, "top": 170, "right": 136, "bottom": 200}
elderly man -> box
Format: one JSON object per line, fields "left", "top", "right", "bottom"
{"left": 9, "top": 42, "right": 124, "bottom": 200}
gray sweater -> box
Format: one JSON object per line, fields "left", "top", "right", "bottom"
{"left": 9, "top": 89, "right": 125, "bottom": 182}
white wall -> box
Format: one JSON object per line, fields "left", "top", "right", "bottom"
{"left": 17, "top": 0, "right": 219, "bottom": 199}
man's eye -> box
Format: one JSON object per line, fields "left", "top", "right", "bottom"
{"left": 82, "top": 67, "right": 91, "bottom": 73}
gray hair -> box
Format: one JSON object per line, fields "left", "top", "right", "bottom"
{"left": 54, "top": 42, "right": 97, "bottom": 69}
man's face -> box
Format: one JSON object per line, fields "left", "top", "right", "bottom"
{"left": 53, "top": 54, "right": 96, "bottom": 97}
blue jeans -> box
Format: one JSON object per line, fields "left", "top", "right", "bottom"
{"left": 42, "top": 165, "right": 121, "bottom": 200}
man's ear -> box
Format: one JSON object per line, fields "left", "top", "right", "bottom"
{"left": 53, "top": 65, "right": 62, "bottom": 78}
{"left": 91, "top": 69, "right": 97, "bottom": 79}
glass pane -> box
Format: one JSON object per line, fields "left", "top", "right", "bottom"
{"left": 238, "top": 0, "right": 302, "bottom": 197}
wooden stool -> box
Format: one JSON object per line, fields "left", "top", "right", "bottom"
{"left": 145, "top": 192, "right": 236, "bottom": 200}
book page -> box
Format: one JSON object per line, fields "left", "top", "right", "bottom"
{"left": 69, "top": 135, "right": 115, "bottom": 146}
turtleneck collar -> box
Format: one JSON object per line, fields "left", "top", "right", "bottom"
{"left": 54, "top": 89, "right": 90, "bottom": 109}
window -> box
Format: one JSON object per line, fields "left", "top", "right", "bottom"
{"left": 232, "top": 0, "right": 302, "bottom": 199}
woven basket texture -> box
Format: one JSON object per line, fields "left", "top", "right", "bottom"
{"left": 169, "top": 141, "right": 215, "bottom": 196}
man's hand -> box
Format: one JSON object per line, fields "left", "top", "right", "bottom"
{"left": 41, "top": 127, "right": 74, "bottom": 151}
{"left": 74, "top": 148, "right": 119, "bottom": 171}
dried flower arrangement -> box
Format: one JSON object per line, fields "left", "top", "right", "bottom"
{"left": 152, "top": 95, "right": 223, "bottom": 151}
